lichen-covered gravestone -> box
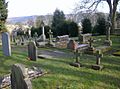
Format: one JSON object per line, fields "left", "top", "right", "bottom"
{"left": 11, "top": 64, "right": 32, "bottom": 89}
{"left": 67, "top": 39, "right": 77, "bottom": 50}
{"left": 2, "top": 32, "right": 11, "bottom": 56}
{"left": 28, "top": 41, "right": 37, "bottom": 61}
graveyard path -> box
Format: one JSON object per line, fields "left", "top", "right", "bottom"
{"left": 11, "top": 45, "right": 75, "bottom": 59}
{"left": 38, "top": 50, "right": 75, "bottom": 59}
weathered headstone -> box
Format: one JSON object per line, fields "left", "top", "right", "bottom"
{"left": 104, "top": 21, "right": 112, "bottom": 46}
{"left": 2, "top": 32, "right": 11, "bottom": 56}
{"left": 70, "top": 44, "right": 89, "bottom": 68}
{"left": 67, "top": 39, "right": 77, "bottom": 50}
{"left": 55, "top": 35, "right": 69, "bottom": 48}
{"left": 86, "top": 37, "right": 96, "bottom": 54}
{"left": 46, "top": 29, "right": 54, "bottom": 47}
{"left": 56, "top": 35, "right": 69, "bottom": 42}
{"left": 11, "top": 64, "right": 32, "bottom": 89}
{"left": 28, "top": 41, "right": 37, "bottom": 61}
{"left": 78, "top": 33, "right": 92, "bottom": 44}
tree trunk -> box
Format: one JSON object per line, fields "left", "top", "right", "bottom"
{"left": 106, "top": 0, "right": 119, "bottom": 34}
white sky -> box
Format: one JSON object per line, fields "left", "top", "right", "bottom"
{"left": 7, "top": 0, "right": 110, "bottom": 18}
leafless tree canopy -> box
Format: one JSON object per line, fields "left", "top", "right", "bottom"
{"left": 74, "top": 0, "right": 120, "bottom": 33}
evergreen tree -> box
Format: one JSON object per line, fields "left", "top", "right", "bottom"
{"left": 82, "top": 18, "right": 92, "bottom": 34}
{"left": 0, "top": 0, "right": 8, "bottom": 32}
{"left": 93, "top": 17, "right": 107, "bottom": 35}
{"left": 51, "top": 9, "right": 66, "bottom": 36}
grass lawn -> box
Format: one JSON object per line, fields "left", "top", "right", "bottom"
{"left": 0, "top": 35, "right": 120, "bottom": 89}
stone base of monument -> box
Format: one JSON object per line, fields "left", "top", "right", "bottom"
{"left": 37, "top": 34, "right": 46, "bottom": 42}
{"left": 85, "top": 47, "right": 96, "bottom": 54}
{"left": 96, "top": 46, "right": 111, "bottom": 53}
{"left": 92, "top": 65, "right": 103, "bottom": 70}
{"left": 104, "top": 40, "right": 112, "bottom": 46}
{"left": 70, "top": 62, "right": 81, "bottom": 68}
{"left": 45, "top": 42, "right": 55, "bottom": 47}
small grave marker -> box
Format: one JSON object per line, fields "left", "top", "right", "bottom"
{"left": 28, "top": 41, "right": 37, "bottom": 61}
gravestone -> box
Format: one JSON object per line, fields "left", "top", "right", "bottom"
{"left": 104, "top": 21, "right": 112, "bottom": 46}
{"left": 11, "top": 64, "right": 32, "bottom": 89}
{"left": 67, "top": 39, "right": 77, "bottom": 50}
{"left": 46, "top": 29, "right": 55, "bottom": 47}
{"left": 86, "top": 37, "right": 96, "bottom": 54}
{"left": 28, "top": 41, "right": 37, "bottom": 61}
{"left": 56, "top": 35, "right": 69, "bottom": 42}
{"left": 2, "top": 32, "right": 11, "bottom": 56}
{"left": 79, "top": 33, "right": 92, "bottom": 44}
{"left": 55, "top": 35, "right": 69, "bottom": 48}
{"left": 70, "top": 44, "right": 89, "bottom": 68}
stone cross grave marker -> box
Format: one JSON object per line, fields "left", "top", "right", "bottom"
{"left": 28, "top": 41, "right": 37, "bottom": 61}
{"left": 11, "top": 64, "right": 32, "bottom": 89}
{"left": 2, "top": 32, "right": 11, "bottom": 56}
{"left": 92, "top": 50, "right": 103, "bottom": 70}
{"left": 104, "top": 21, "right": 112, "bottom": 46}
{"left": 96, "top": 50, "right": 103, "bottom": 65}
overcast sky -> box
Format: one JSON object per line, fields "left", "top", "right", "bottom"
{"left": 7, "top": 0, "right": 109, "bottom": 18}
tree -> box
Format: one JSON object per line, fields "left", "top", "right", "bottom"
{"left": 82, "top": 18, "right": 92, "bottom": 34}
{"left": 75, "top": 0, "right": 120, "bottom": 33}
{"left": 51, "top": 9, "right": 66, "bottom": 36}
{"left": 93, "top": 17, "right": 107, "bottom": 35}
{"left": 0, "top": 0, "right": 8, "bottom": 32}
{"left": 68, "top": 21, "right": 79, "bottom": 37}
{"left": 55, "top": 20, "right": 79, "bottom": 37}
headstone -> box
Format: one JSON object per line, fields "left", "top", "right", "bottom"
{"left": 28, "top": 41, "right": 37, "bottom": 61}
{"left": 69, "top": 44, "right": 89, "bottom": 68}
{"left": 11, "top": 64, "right": 32, "bottom": 89}
{"left": 55, "top": 35, "right": 69, "bottom": 48}
{"left": 104, "top": 21, "right": 112, "bottom": 46}
{"left": 46, "top": 29, "right": 54, "bottom": 47}
{"left": 56, "top": 35, "right": 69, "bottom": 42}
{"left": 2, "top": 32, "right": 11, "bottom": 56}
{"left": 85, "top": 37, "right": 96, "bottom": 54}
{"left": 67, "top": 39, "right": 77, "bottom": 50}
{"left": 78, "top": 33, "right": 92, "bottom": 44}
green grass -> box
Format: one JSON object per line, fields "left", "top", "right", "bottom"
{"left": 0, "top": 35, "right": 120, "bottom": 89}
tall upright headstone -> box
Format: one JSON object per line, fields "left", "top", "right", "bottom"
{"left": 104, "top": 21, "right": 112, "bottom": 46}
{"left": 28, "top": 41, "right": 37, "bottom": 61}
{"left": 2, "top": 32, "right": 11, "bottom": 56}
{"left": 40, "top": 21, "right": 46, "bottom": 41}
{"left": 46, "top": 29, "right": 54, "bottom": 47}
{"left": 11, "top": 64, "right": 32, "bottom": 89}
